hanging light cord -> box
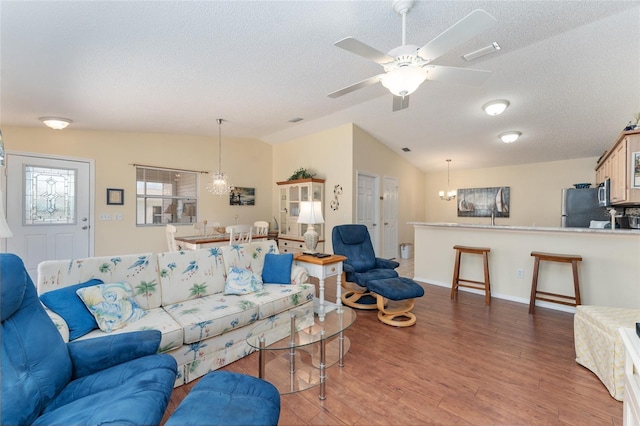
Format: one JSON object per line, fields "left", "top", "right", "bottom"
{"left": 217, "top": 118, "right": 223, "bottom": 173}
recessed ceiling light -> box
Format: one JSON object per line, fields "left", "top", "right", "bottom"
{"left": 462, "top": 42, "right": 501, "bottom": 61}
{"left": 39, "top": 117, "right": 72, "bottom": 130}
{"left": 482, "top": 100, "right": 510, "bottom": 116}
{"left": 499, "top": 131, "right": 521, "bottom": 143}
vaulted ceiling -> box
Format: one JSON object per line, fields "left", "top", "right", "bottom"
{"left": 1, "top": 1, "right": 638, "bottom": 172}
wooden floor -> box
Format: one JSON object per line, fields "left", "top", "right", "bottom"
{"left": 163, "top": 258, "right": 622, "bottom": 425}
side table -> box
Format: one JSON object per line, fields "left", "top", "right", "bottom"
{"left": 294, "top": 253, "right": 346, "bottom": 321}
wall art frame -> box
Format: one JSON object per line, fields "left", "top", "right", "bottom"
{"left": 106, "top": 188, "right": 124, "bottom": 205}
{"left": 229, "top": 187, "right": 255, "bottom": 206}
{"left": 457, "top": 186, "right": 510, "bottom": 218}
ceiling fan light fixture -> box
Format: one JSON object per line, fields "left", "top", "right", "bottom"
{"left": 380, "top": 66, "right": 429, "bottom": 97}
{"left": 499, "top": 131, "right": 521, "bottom": 143}
{"left": 483, "top": 99, "right": 510, "bottom": 116}
{"left": 39, "top": 117, "right": 72, "bottom": 130}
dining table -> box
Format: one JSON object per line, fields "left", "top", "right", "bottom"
{"left": 174, "top": 233, "right": 267, "bottom": 250}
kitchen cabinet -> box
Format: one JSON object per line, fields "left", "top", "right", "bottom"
{"left": 595, "top": 129, "right": 640, "bottom": 205}
{"left": 276, "top": 178, "right": 325, "bottom": 254}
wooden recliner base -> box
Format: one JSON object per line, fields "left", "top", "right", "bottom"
{"left": 375, "top": 294, "right": 417, "bottom": 327}
{"left": 341, "top": 280, "right": 380, "bottom": 310}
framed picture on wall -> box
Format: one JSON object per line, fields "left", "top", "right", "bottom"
{"left": 229, "top": 187, "right": 255, "bottom": 206}
{"left": 106, "top": 188, "right": 124, "bottom": 205}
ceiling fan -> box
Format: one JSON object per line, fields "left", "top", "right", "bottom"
{"left": 327, "top": 0, "right": 497, "bottom": 112}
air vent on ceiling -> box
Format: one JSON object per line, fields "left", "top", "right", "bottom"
{"left": 402, "top": 147, "right": 411, "bottom": 152}
{"left": 288, "top": 117, "right": 304, "bottom": 123}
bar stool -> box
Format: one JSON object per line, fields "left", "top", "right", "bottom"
{"left": 529, "top": 251, "right": 582, "bottom": 314}
{"left": 451, "top": 245, "right": 491, "bottom": 305}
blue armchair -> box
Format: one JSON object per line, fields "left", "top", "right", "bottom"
{"left": 332, "top": 224, "right": 400, "bottom": 309}
{"left": 1, "top": 253, "right": 178, "bottom": 425}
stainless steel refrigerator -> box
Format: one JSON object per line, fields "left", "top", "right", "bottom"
{"left": 561, "top": 188, "right": 610, "bottom": 227}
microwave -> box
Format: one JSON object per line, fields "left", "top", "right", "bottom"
{"left": 598, "top": 179, "right": 611, "bottom": 207}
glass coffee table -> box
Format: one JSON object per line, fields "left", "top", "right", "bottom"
{"left": 247, "top": 305, "right": 356, "bottom": 400}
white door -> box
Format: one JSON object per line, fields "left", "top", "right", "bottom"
{"left": 383, "top": 176, "right": 399, "bottom": 259}
{"left": 5, "top": 153, "right": 93, "bottom": 280}
{"left": 356, "top": 172, "right": 379, "bottom": 254}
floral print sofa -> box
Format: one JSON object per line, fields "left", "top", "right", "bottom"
{"left": 37, "top": 240, "right": 315, "bottom": 387}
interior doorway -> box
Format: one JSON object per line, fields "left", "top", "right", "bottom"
{"left": 5, "top": 153, "right": 94, "bottom": 279}
{"left": 356, "top": 171, "right": 380, "bottom": 254}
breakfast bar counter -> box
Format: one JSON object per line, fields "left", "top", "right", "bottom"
{"left": 410, "top": 222, "right": 640, "bottom": 310}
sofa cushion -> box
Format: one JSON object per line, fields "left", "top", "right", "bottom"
{"left": 39, "top": 279, "right": 103, "bottom": 340}
{"left": 37, "top": 253, "right": 162, "bottom": 310}
{"left": 238, "top": 283, "right": 316, "bottom": 319}
{"left": 75, "top": 307, "right": 184, "bottom": 353}
{"left": 262, "top": 253, "right": 293, "bottom": 284}
{"left": 163, "top": 295, "right": 261, "bottom": 344}
{"left": 224, "top": 267, "right": 263, "bottom": 295}
{"left": 76, "top": 282, "right": 147, "bottom": 333}
{"left": 158, "top": 249, "right": 227, "bottom": 306}
{"left": 221, "top": 241, "right": 278, "bottom": 277}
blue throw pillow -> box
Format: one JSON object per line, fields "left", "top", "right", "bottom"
{"left": 39, "top": 278, "right": 104, "bottom": 340}
{"left": 262, "top": 253, "right": 293, "bottom": 284}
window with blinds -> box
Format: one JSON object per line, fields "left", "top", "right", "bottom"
{"left": 136, "top": 167, "right": 198, "bottom": 226}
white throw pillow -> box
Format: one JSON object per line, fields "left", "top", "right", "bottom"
{"left": 224, "top": 266, "right": 263, "bottom": 295}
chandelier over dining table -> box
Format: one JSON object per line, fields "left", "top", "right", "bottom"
{"left": 207, "top": 118, "right": 234, "bottom": 196}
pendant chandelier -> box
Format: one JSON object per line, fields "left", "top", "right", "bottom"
{"left": 439, "top": 159, "right": 457, "bottom": 201}
{"left": 207, "top": 118, "right": 233, "bottom": 196}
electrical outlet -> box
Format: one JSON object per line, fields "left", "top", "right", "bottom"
{"left": 516, "top": 268, "right": 525, "bottom": 279}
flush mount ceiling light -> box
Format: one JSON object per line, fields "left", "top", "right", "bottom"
{"left": 499, "top": 131, "right": 522, "bottom": 143}
{"left": 206, "top": 118, "right": 233, "bottom": 196}
{"left": 39, "top": 117, "right": 72, "bottom": 130}
{"left": 482, "top": 99, "right": 510, "bottom": 116}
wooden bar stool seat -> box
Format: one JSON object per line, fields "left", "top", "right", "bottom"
{"left": 451, "top": 245, "right": 492, "bottom": 305}
{"left": 529, "top": 251, "right": 582, "bottom": 314}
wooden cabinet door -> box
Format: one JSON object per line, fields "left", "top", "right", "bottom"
{"left": 611, "top": 141, "right": 627, "bottom": 203}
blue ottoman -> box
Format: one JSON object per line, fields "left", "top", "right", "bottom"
{"left": 166, "top": 371, "right": 280, "bottom": 426}
{"left": 367, "top": 277, "right": 425, "bottom": 327}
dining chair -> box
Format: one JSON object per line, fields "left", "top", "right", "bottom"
{"left": 253, "top": 221, "right": 269, "bottom": 236}
{"left": 166, "top": 224, "right": 180, "bottom": 251}
{"left": 193, "top": 220, "right": 207, "bottom": 236}
{"left": 226, "top": 224, "right": 252, "bottom": 245}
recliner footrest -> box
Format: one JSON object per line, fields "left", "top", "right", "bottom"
{"left": 366, "top": 277, "right": 424, "bottom": 327}
{"left": 367, "top": 277, "right": 425, "bottom": 301}
{"left": 166, "top": 371, "right": 281, "bottom": 426}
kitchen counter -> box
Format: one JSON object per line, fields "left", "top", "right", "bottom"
{"left": 410, "top": 222, "right": 640, "bottom": 235}
{"left": 411, "top": 222, "right": 640, "bottom": 310}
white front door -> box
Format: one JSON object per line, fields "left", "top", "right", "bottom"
{"left": 383, "top": 176, "right": 399, "bottom": 259}
{"left": 356, "top": 172, "right": 379, "bottom": 254}
{"left": 5, "top": 153, "right": 93, "bottom": 280}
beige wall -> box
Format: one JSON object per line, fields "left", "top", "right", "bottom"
{"left": 272, "top": 123, "right": 354, "bottom": 253}
{"left": 424, "top": 157, "right": 599, "bottom": 227}
{"left": 3, "top": 126, "right": 272, "bottom": 256}
{"left": 352, "top": 125, "right": 425, "bottom": 248}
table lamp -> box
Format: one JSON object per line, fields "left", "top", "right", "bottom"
{"left": 297, "top": 201, "right": 324, "bottom": 254}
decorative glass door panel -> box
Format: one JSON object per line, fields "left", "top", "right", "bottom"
{"left": 301, "top": 185, "right": 309, "bottom": 201}
{"left": 312, "top": 183, "right": 323, "bottom": 201}
{"left": 24, "top": 165, "right": 76, "bottom": 225}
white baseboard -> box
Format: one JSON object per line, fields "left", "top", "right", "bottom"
{"left": 412, "top": 276, "right": 576, "bottom": 314}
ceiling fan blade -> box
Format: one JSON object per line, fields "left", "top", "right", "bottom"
{"left": 426, "top": 65, "right": 491, "bottom": 86}
{"left": 417, "top": 9, "right": 497, "bottom": 62}
{"left": 327, "top": 75, "right": 382, "bottom": 98}
{"left": 392, "top": 95, "right": 410, "bottom": 112}
{"left": 335, "top": 37, "right": 394, "bottom": 65}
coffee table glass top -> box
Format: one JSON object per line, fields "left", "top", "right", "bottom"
{"left": 247, "top": 305, "right": 356, "bottom": 350}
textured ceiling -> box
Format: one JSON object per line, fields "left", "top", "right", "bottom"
{"left": 1, "top": 1, "right": 639, "bottom": 172}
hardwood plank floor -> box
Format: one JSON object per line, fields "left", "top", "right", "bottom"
{"left": 162, "top": 258, "right": 622, "bottom": 425}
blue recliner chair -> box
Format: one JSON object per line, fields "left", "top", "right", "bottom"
{"left": 1, "top": 253, "right": 178, "bottom": 425}
{"left": 332, "top": 224, "right": 400, "bottom": 309}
